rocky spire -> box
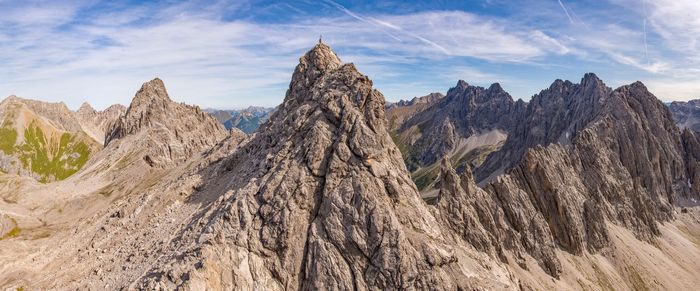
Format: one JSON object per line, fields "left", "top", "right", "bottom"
{"left": 104, "top": 78, "right": 226, "bottom": 166}
{"left": 476, "top": 73, "right": 610, "bottom": 182}
{"left": 77, "top": 102, "right": 96, "bottom": 114}
{"left": 396, "top": 78, "right": 520, "bottom": 169}
{"left": 135, "top": 43, "right": 514, "bottom": 290}
{"left": 435, "top": 156, "right": 562, "bottom": 277}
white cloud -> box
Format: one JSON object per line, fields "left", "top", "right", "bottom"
{"left": 0, "top": 0, "right": 697, "bottom": 110}
{"left": 646, "top": 0, "right": 700, "bottom": 55}
{"left": 0, "top": 2, "right": 576, "bottom": 109}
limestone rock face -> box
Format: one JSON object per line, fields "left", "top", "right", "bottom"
{"left": 105, "top": 78, "right": 227, "bottom": 167}
{"left": 681, "top": 129, "right": 700, "bottom": 202}
{"left": 431, "top": 76, "right": 698, "bottom": 279}
{"left": 477, "top": 73, "right": 609, "bottom": 182}
{"left": 467, "top": 75, "right": 695, "bottom": 265}
{"left": 435, "top": 157, "right": 561, "bottom": 276}
{"left": 75, "top": 102, "right": 126, "bottom": 144}
{"left": 395, "top": 82, "right": 523, "bottom": 170}
{"left": 135, "top": 43, "right": 516, "bottom": 290}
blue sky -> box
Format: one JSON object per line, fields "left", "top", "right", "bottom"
{"left": 1, "top": 0, "right": 699, "bottom": 110}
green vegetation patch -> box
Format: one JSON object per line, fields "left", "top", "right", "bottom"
{"left": 17, "top": 122, "right": 92, "bottom": 182}
{"left": 1, "top": 218, "right": 21, "bottom": 240}
{"left": 413, "top": 167, "right": 440, "bottom": 191}
{"left": 3, "top": 226, "right": 21, "bottom": 239}
{"left": 0, "top": 124, "right": 17, "bottom": 155}
{"left": 389, "top": 130, "right": 421, "bottom": 171}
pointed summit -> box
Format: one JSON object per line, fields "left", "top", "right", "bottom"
{"left": 135, "top": 43, "right": 516, "bottom": 289}
{"left": 456, "top": 79, "right": 469, "bottom": 89}
{"left": 77, "top": 102, "right": 96, "bottom": 114}
{"left": 297, "top": 42, "right": 342, "bottom": 74}
{"left": 488, "top": 82, "right": 504, "bottom": 93}
{"left": 581, "top": 72, "right": 601, "bottom": 83}
{"left": 131, "top": 77, "right": 171, "bottom": 106}
{"left": 104, "top": 78, "right": 226, "bottom": 166}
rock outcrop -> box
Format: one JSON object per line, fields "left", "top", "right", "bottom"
{"left": 429, "top": 75, "right": 700, "bottom": 280}
{"left": 435, "top": 157, "right": 561, "bottom": 276}
{"left": 105, "top": 78, "right": 227, "bottom": 167}
{"left": 75, "top": 102, "right": 126, "bottom": 144}
{"left": 476, "top": 74, "right": 608, "bottom": 182}
{"left": 397, "top": 81, "right": 523, "bottom": 170}
{"left": 468, "top": 75, "right": 696, "bottom": 263}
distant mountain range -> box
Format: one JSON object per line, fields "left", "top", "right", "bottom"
{"left": 204, "top": 106, "right": 275, "bottom": 133}
{"left": 668, "top": 99, "right": 700, "bottom": 132}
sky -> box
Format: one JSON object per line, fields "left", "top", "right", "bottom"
{"left": 1, "top": 0, "right": 699, "bottom": 110}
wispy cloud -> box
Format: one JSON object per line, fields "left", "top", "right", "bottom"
{"left": 0, "top": 0, "right": 698, "bottom": 109}
{"left": 0, "top": 1, "right": 575, "bottom": 109}
{"left": 322, "top": 0, "right": 450, "bottom": 55}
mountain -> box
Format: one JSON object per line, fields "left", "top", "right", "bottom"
{"left": 132, "top": 42, "right": 512, "bottom": 289}
{"left": 668, "top": 99, "right": 700, "bottom": 131}
{"left": 0, "top": 96, "right": 102, "bottom": 182}
{"left": 0, "top": 77, "right": 246, "bottom": 290}
{"left": 436, "top": 74, "right": 699, "bottom": 281}
{"left": 206, "top": 106, "right": 275, "bottom": 134}
{"left": 385, "top": 92, "right": 443, "bottom": 131}
{"left": 2, "top": 44, "right": 700, "bottom": 291}
{"left": 0, "top": 42, "right": 518, "bottom": 290}
{"left": 476, "top": 74, "right": 608, "bottom": 182}
{"left": 222, "top": 106, "right": 275, "bottom": 133}
{"left": 205, "top": 109, "right": 234, "bottom": 123}
{"left": 104, "top": 78, "right": 228, "bottom": 167}
{"left": 75, "top": 102, "right": 126, "bottom": 144}
{"left": 387, "top": 81, "right": 523, "bottom": 191}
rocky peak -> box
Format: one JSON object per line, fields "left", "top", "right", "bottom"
{"left": 290, "top": 43, "right": 342, "bottom": 91}
{"left": 456, "top": 79, "right": 469, "bottom": 88}
{"left": 488, "top": 82, "right": 504, "bottom": 93}
{"left": 136, "top": 43, "right": 511, "bottom": 290}
{"left": 1, "top": 95, "right": 21, "bottom": 105}
{"left": 396, "top": 79, "right": 520, "bottom": 169}
{"left": 581, "top": 72, "right": 602, "bottom": 85}
{"left": 75, "top": 102, "right": 126, "bottom": 145}
{"left": 476, "top": 73, "right": 611, "bottom": 181}
{"left": 469, "top": 75, "right": 699, "bottom": 271}
{"left": 104, "top": 78, "right": 226, "bottom": 166}
{"left": 121, "top": 78, "right": 172, "bottom": 124}
{"left": 77, "top": 102, "right": 96, "bottom": 114}
{"left": 0, "top": 95, "right": 83, "bottom": 132}
{"left": 106, "top": 78, "right": 181, "bottom": 144}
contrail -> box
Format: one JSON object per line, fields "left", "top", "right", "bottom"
{"left": 557, "top": 0, "right": 575, "bottom": 24}
{"left": 323, "top": 0, "right": 450, "bottom": 55}
{"left": 642, "top": 0, "right": 650, "bottom": 65}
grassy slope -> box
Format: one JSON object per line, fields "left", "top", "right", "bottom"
{"left": 390, "top": 121, "right": 505, "bottom": 191}
{"left": 0, "top": 119, "right": 93, "bottom": 183}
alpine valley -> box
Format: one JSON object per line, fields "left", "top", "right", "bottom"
{"left": 2, "top": 43, "right": 700, "bottom": 291}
